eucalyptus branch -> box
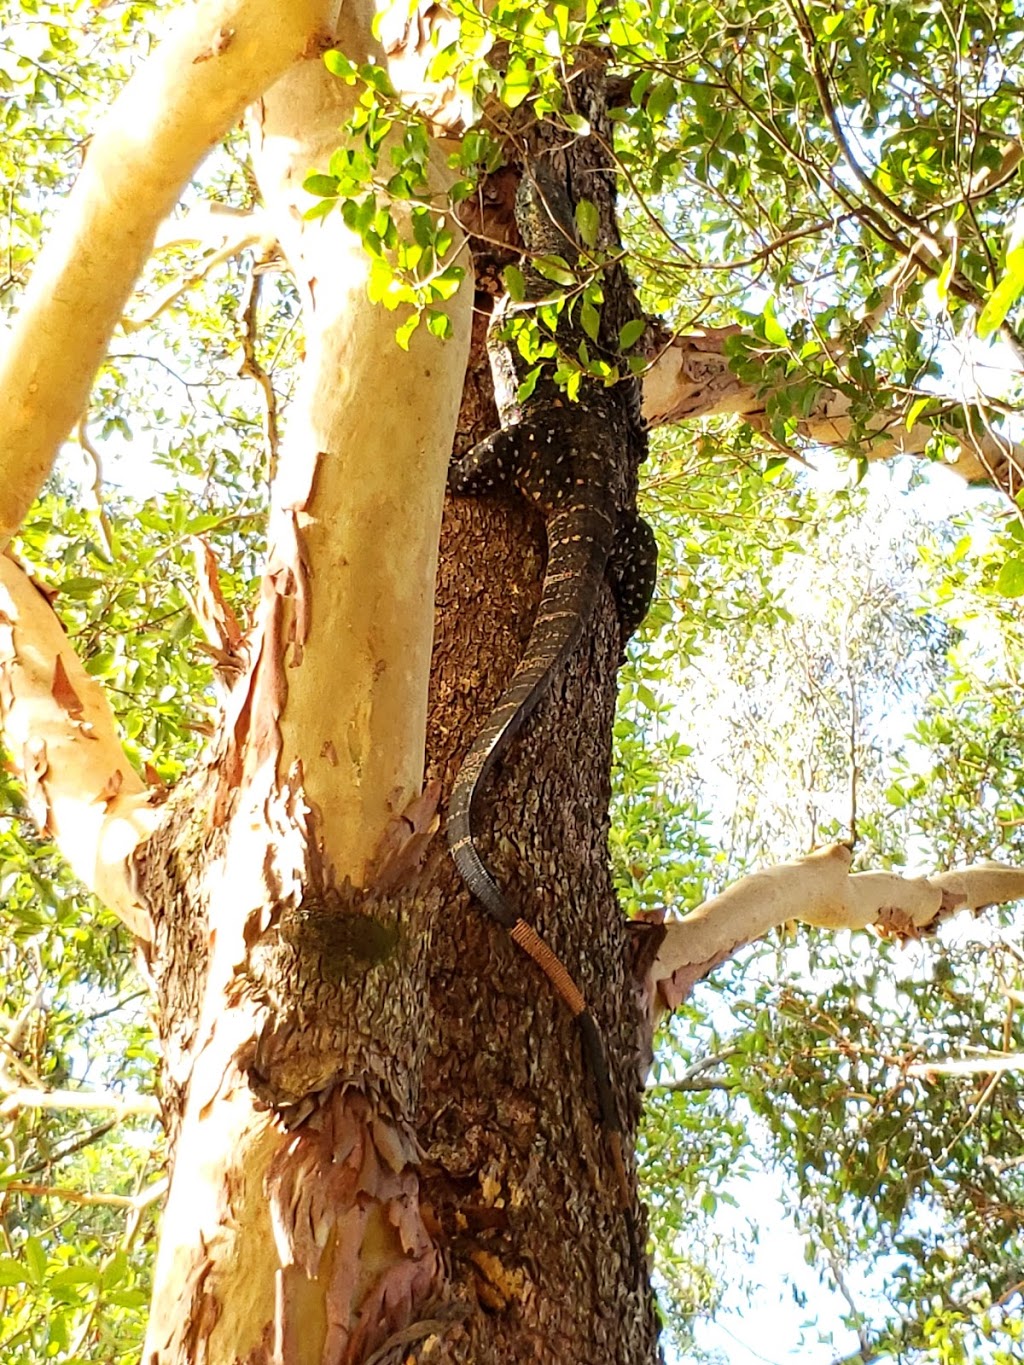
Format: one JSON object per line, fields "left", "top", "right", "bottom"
{"left": 647, "top": 1048, "right": 741, "bottom": 1093}
{"left": 153, "top": 204, "right": 268, "bottom": 253}
{"left": 650, "top": 847, "right": 1024, "bottom": 1019}
{"left": 2, "top": 1178, "right": 167, "bottom": 1209}
{"left": 589, "top": 129, "right": 695, "bottom": 263}
{"left": 121, "top": 227, "right": 273, "bottom": 335}
{"left": 907, "top": 1053, "right": 1024, "bottom": 1078}
{"left": 67, "top": 1172, "right": 168, "bottom": 1358}
{"left": 841, "top": 607, "right": 859, "bottom": 847}
{"left": 74, "top": 420, "right": 115, "bottom": 559}
{"left": 709, "top": 50, "right": 1021, "bottom": 345}
{"left": 787, "top": 0, "right": 940, "bottom": 251}
{"left": 21, "top": 1119, "right": 118, "bottom": 1175}
{"left": 824, "top": 1242, "right": 871, "bottom": 1361}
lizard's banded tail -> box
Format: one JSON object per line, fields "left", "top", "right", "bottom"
{"left": 445, "top": 498, "right": 611, "bottom": 923}
{"left": 446, "top": 492, "right": 639, "bottom": 1276}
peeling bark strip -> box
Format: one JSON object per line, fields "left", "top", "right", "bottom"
{"left": 265, "top": 1091, "right": 439, "bottom": 1365}
{"left": 0, "top": 554, "right": 159, "bottom": 935}
{"left": 141, "top": 761, "right": 443, "bottom": 1364}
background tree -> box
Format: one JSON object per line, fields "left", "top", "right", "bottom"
{"left": 1, "top": 0, "right": 1024, "bottom": 1362}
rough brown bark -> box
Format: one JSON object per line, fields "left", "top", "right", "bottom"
{"left": 399, "top": 70, "right": 661, "bottom": 1359}
{"left": 416, "top": 484, "right": 659, "bottom": 1361}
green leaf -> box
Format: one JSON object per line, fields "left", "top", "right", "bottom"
{"left": 647, "top": 80, "right": 676, "bottom": 123}
{"left": 0, "top": 1256, "right": 26, "bottom": 1287}
{"left": 430, "top": 265, "right": 464, "bottom": 301}
{"left": 426, "top": 309, "right": 452, "bottom": 340}
{"left": 504, "top": 265, "right": 527, "bottom": 302}
{"left": 905, "top": 395, "right": 930, "bottom": 430}
{"left": 580, "top": 298, "right": 600, "bottom": 342}
{"left": 934, "top": 252, "right": 954, "bottom": 305}
{"left": 303, "top": 199, "right": 335, "bottom": 222}
{"left": 516, "top": 366, "right": 542, "bottom": 402}
{"left": 618, "top": 318, "right": 646, "bottom": 350}
{"left": 367, "top": 257, "right": 398, "bottom": 305}
{"left": 395, "top": 312, "right": 421, "bottom": 351}
{"left": 503, "top": 56, "right": 533, "bottom": 109}
{"left": 977, "top": 246, "right": 1024, "bottom": 340}
{"left": 59, "top": 576, "right": 103, "bottom": 598}
{"left": 575, "top": 199, "right": 599, "bottom": 248}
{"left": 323, "top": 49, "right": 357, "bottom": 81}
{"left": 762, "top": 456, "right": 788, "bottom": 481}
{"left": 303, "top": 173, "right": 339, "bottom": 199}
{"left": 761, "top": 299, "right": 789, "bottom": 348}
{"left": 50, "top": 1265, "right": 100, "bottom": 1288}
{"left": 533, "top": 255, "right": 576, "bottom": 287}
{"left": 996, "top": 557, "right": 1024, "bottom": 597}
{"left": 24, "top": 1235, "right": 47, "bottom": 1283}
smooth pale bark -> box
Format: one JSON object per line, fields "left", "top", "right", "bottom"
{"left": 642, "top": 328, "right": 1023, "bottom": 487}
{"left": 649, "top": 843, "right": 1024, "bottom": 1017}
{"left": 0, "top": 0, "right": 338, "bottom": 545}
{"left": 0, "top": 555, "right": 159, "bottom": 936}
{"left": 246, "top": 0, "right": 472, "bottom": 882}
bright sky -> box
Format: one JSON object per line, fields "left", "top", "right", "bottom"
{"left": 659, "top": 455, "right": 1006, "bottom": 1365}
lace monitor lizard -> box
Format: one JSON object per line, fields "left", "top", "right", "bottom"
{"left": 447, "top": 157, "right": 657, "bottom": 1278}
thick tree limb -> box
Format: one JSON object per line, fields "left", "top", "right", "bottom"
{"left": 0, "top": 555, "right": 160, "bottom": 937}
{"left": 650, "top": 843, "right": 1024, "bottom": 1014}
{"left": 242, "top": 23, "right": 472, "bottom": 879}
{"left": 641, "top": 328, "right": 1023, "bottom": 491}
{"left": 0, "top": 0, "right": 337, "bottom": 545}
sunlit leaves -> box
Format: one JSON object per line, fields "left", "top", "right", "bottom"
{"left": 977, "top": 213, "right": 1024, "bottom": 341}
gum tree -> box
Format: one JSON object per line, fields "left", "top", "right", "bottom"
{"left": 2, "top": 0, "right": 1023, "bottom": 1361}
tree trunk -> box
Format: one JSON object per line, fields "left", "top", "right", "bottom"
{"left": 137, "top": 339, "right": 660, "bottom": 1365}
{"left": 127, "top": 45, "right": 661, "bottom": 1365}
{"left": 416, "top": 475, "right": 659, "bottom": 1362}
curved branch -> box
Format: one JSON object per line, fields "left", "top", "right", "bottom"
{"left": 641, "top": 327, "right": 1024, "bottom": 491}
{"left": 0, "top": 0, "right": 337, "bottom": 545}
{"left": 650, "top": 844, "right": 1024, "bottom": 1015}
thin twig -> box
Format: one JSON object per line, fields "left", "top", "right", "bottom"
{"left": 237, "top": 254, "right": 281, "bottom": 484}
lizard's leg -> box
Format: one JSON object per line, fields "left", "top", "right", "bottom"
{"left": 607, "top": 510, "right": 658, "bottom": 645}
